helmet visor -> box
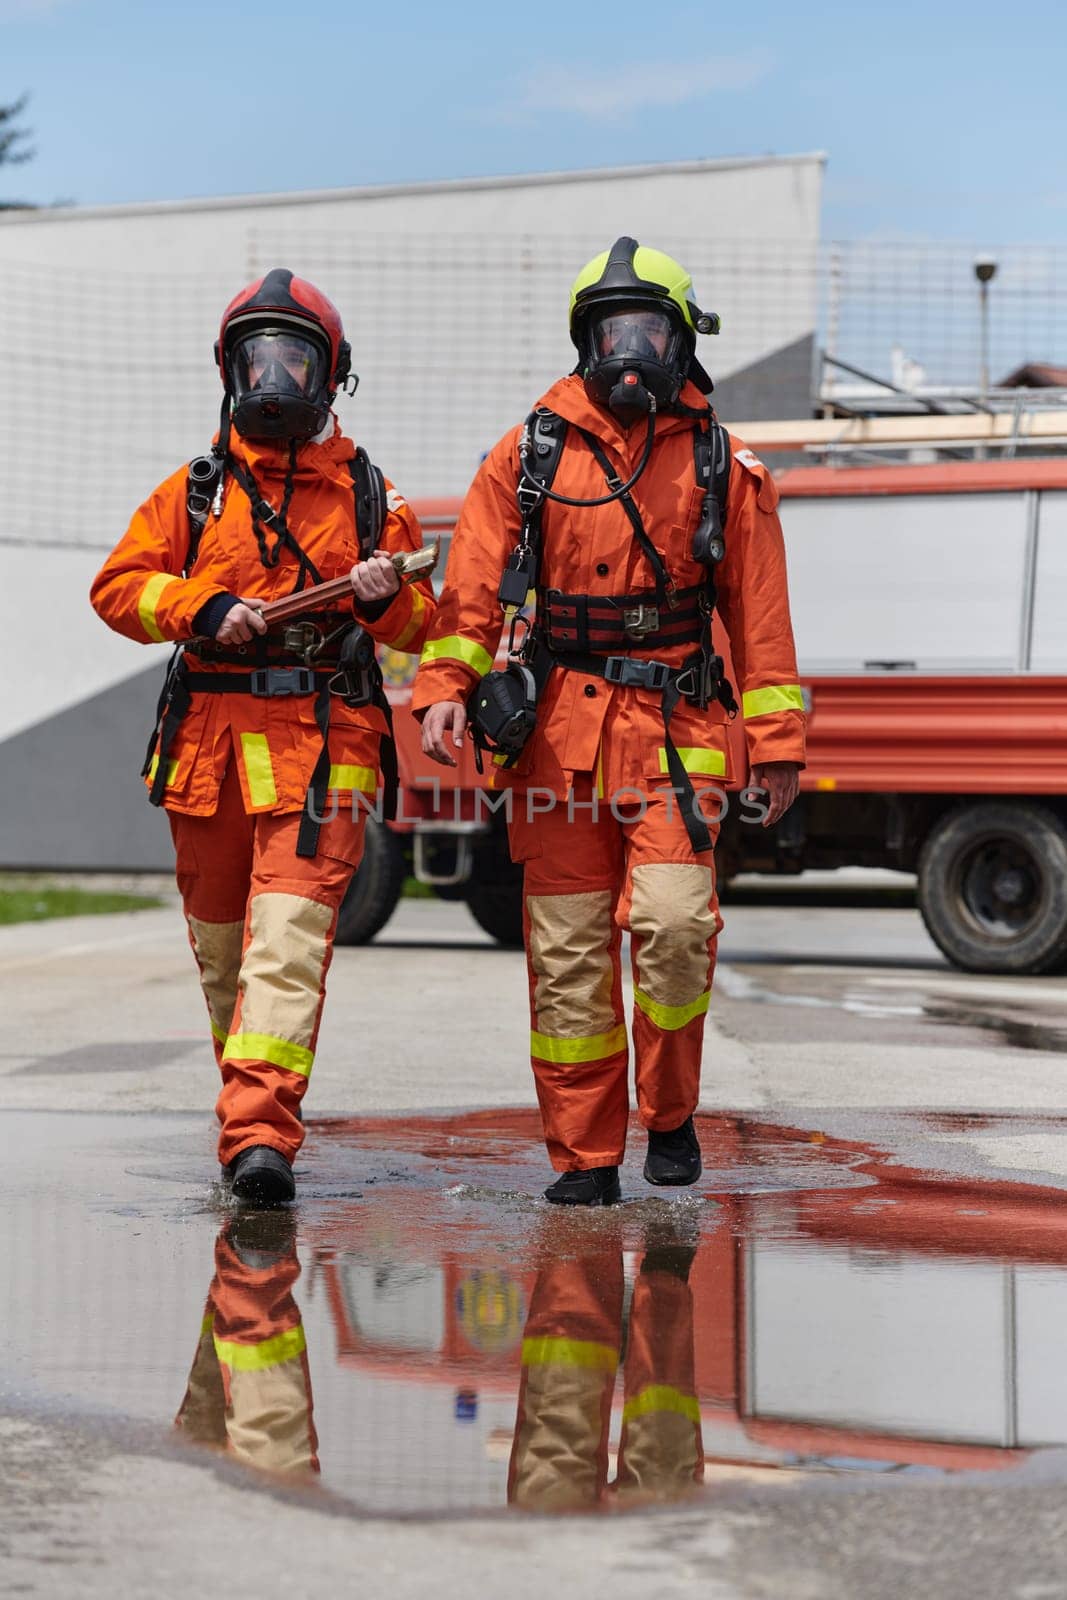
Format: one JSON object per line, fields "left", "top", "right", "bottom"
{"left": 229, "top": 329, "right": 328, "bottom": 400}
{"left": 593, "top": 308, "right": 675, "bottom": 363}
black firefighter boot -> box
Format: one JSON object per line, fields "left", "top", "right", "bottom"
{"left": 230, "top": 1145, "right": 296, "bottom": 1205}
{"left": 544, "top": 1166, "right": 621, "bottom": 1206}
{"left": 644, "top": 1116, "right": 702, "bottom": 1187}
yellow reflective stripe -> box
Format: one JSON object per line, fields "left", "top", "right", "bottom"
{"left": 327, "top": 764, "right": 377, "bottom": 792}
{"left": 210, "top": 1018, "right": 228, "bottom": 1045}
{"left": 213, "top": 1324, "right": 306, "bottom": 1373}
{"left": 657, "top": 746, "right": 726, "bottom": 777}
{"left": 239, "top": 732, "right": 278, "bottom": 808}
{"left": 420, "top": 634, "right": 495, "bottom": 677}
{"left": 522, "top": 1336, "right": 618, "bottom": 1372}
{"left": 390, "top": 585, "right": 427, "bottom": 652}
{"left": 222, "top": 1031, "right": 313, "bottom": 1078}
{"left": 622, "top": 1384, "right": 701, "bottom": 1426}
{"left": 137, "top": 573, "right": 177, "bottom": 643}
{"left": 742, "top": 684, "right": 805, "bottom": 719}
{"left": 634, "top": 986, "right": 711, "bottom": 1032}
{"left": 147, "top": 754, "right": 179, "bottom": 787}
{"left": 530, "top": 1023, "right": 627, "bottom": 1064}
{"left": 201, "top": 1312, "right": 215, "bottom": 1336}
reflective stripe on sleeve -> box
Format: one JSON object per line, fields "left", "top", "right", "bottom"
{"left": 222, "top": 1031, "right": 313, "bottom": 1077}
{"left": 634, "top": 986, "right": 711, "bottom": 1031}
{"left": 420, "top": 634, "right": 495, "bottom": 677}
{"left": 213, "top": 1324, "right": 307, "bottom": 1373}
{"left": 239, "top": 732, "right": 278, "bottom": 808}
{"left": 390, "top": 586, "right": 427, "bottom": 652}
{"left": 327, "top": 764, "right": 377, "bottom": 792}
{"left": 210, "top": 1018, "right": 228, "bottom": 1045}
{"left": 742, "top": 685, "right": 805, "bottom": 720}
{"left": 622, "top": 1384, "right": 701, "bottom": 1425}
{"left": 137, "top": 573, "right": 178, "bottom": 643}
{"left": 530, "top": 1023, "right": 627, "bottom": 1064}
{"left": 522, "top": 1336, "right": 618, "bottom": 1372}
{"left": 657, "top": 746, "right": 726, "bottom": 777}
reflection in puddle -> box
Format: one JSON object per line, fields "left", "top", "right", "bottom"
{"left": 144, "top": 1112, "right": 1067, "bottom": 1510}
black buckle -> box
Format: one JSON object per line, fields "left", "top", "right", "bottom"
{"left": 603, "top": 656, "right": 671, "bottom": 692}
{"left": 250, "top": 666, "right": 316, "bottom": 698}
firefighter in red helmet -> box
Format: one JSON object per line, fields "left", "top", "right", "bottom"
{"left": 92, "top": 268, "right": 436, "bottom": 1204}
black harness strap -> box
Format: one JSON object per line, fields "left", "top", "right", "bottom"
{"left": 228, "top": 451, "right": 325, "bottom": 591}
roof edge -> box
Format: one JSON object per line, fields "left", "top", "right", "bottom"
{"left": 0, "top": 153, "right": 829, "bottom": 227}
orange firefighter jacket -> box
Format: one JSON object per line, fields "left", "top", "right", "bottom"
{"left": 412, "top": 376, "right": 805, "bottom": 795}
{"left": 91, "top": 422, "right": 435, "bottom": 817}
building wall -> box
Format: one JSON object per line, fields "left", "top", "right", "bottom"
{"left": 0, "top": 156, "right": 823, "bottom": 869}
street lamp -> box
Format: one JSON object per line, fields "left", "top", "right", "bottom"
{"left": 974, "top": 256, "right": 998, "bottom": 394}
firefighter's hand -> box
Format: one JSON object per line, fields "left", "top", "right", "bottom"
{"left": 216, "top": 600, "right": 268, "bottom": 645}
{"left": 422, "top": 701, "right": 468, "bottom": 766}
{"left": 750, "top": 762, "right": 801, "bottom": 827}
{"left": 351, "top": 552, "right": 400, "bottom": 602}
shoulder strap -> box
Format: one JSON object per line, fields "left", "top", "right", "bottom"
{"left": 348, "top": 448, "right": 386, "bottom": 560}
{"left": 693, "top": 415, "right": 730, "bottom": 520}
{"left": 691, "top": 413, "right": 730, "bottom": 569}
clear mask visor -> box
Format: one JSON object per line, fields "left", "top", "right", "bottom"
{"left": 593, "top": 308, "right": 675, "bottom": 362}
{"left": 230, "top": 329, "right": 328, "bottom": 399}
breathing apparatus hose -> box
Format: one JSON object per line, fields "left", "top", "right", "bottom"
{"left": 518, "top": 397, "right": 658, "bottom": 509}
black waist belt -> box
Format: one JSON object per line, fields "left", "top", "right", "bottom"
{"left": 184, "top": 668, "right": 335, "bottom": 699}
{"left": 540, "top": 585, "right": 705, "bottom": 654}
{"left": 143, "top": 654, "right": 398, "bottom": 853}
{"left": 547, "top": 647, "right": 727, "bottom": 856}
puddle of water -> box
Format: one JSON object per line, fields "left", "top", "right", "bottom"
{"left": 6, "top": 1109, "right": 1067, "bottom": 1514}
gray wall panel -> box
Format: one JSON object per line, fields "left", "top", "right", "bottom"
{"left": 0, "top": 667, "right": 174, "bottom": 871}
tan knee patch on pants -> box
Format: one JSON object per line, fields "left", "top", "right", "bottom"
{"left": 240, "top": 892, "right": 334, "bottom": 1049}
{"left": 188, "top": 917, "right": 245, "bottom": 1038}
{"left": 630, "top": 864, "right": 716, "bottom": 1006}
{"left": 527, "top": 890, "right": 616, "bottom": 1037}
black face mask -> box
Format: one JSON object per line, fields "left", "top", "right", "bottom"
{"left": 226, "top": 328, "right": 332, "bottom": 441}
{"left": 580, "top": 305, "right": 689, "bottom": 421}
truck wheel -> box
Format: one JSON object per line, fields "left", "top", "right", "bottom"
{"left": 464, "top": 819, "right": 524, "bottom": 947}
{"left": 466, "top": 880, "right": 524, "bottom": 947}
{"left": 918, "top": 802, "right": 1067, "bottom": 974}
{"left": 335, "top": 819, "right": 406, "bottom": 945}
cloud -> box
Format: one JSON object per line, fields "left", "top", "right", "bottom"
{"left": 483, "top": 52, "right": 773, "bottom": 124}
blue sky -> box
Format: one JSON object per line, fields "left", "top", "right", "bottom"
{"left": 3, "top": 0, "right": 1066, "bottom": 244}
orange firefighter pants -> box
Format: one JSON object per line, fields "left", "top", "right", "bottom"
{"left": 176, "top": 1219, "right": 318, "bottom": 1476}
{"left": 169, "top": 762, "right": 365, "bottom": 1168}
{"left": 508, "top": 778, "right": 721, "bottom": 1171}
{"left": 508, "top": 1228, "right": 703, "bottom": 1509}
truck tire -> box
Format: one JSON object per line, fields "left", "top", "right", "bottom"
{"left": 334, "top": 819, "right": 406, "bottom": 946}
{"left": 917, "top": 802, "right": 1067, "bottom": 974}
{"left": 466, "top": 879, "right": 524, "bottom": 947}
{"left": 465, "top": 818, "right": 524, "bottom": 947}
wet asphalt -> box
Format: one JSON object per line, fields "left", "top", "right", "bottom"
{"left": 5, "top": 885, "right": 1067, "bottom": 1596}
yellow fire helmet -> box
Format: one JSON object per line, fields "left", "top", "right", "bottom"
{"left": 569, "top": 236, "right": 720, "bottom": 411}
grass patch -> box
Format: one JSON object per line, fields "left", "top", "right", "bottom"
{"left": 401, "top": 876, "right": 436, "bottom": 900}
{"left": 0, "top": 883, "right": 164, "bottom": 925}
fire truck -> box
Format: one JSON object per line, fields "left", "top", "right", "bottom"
{"left": 337, "top": 410, "right": 1067, "bottom": 976}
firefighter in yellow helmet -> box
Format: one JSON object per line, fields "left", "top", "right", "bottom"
{"left": 415, "top": 238, "right": 805, "bottom": 1204}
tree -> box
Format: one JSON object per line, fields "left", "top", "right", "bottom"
{"left": 0, "top": 93, "right": 33, "bottom": 171}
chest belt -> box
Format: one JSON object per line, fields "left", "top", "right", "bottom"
{"left": 540, "top": 584, "right": 705, "bottom": 653}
